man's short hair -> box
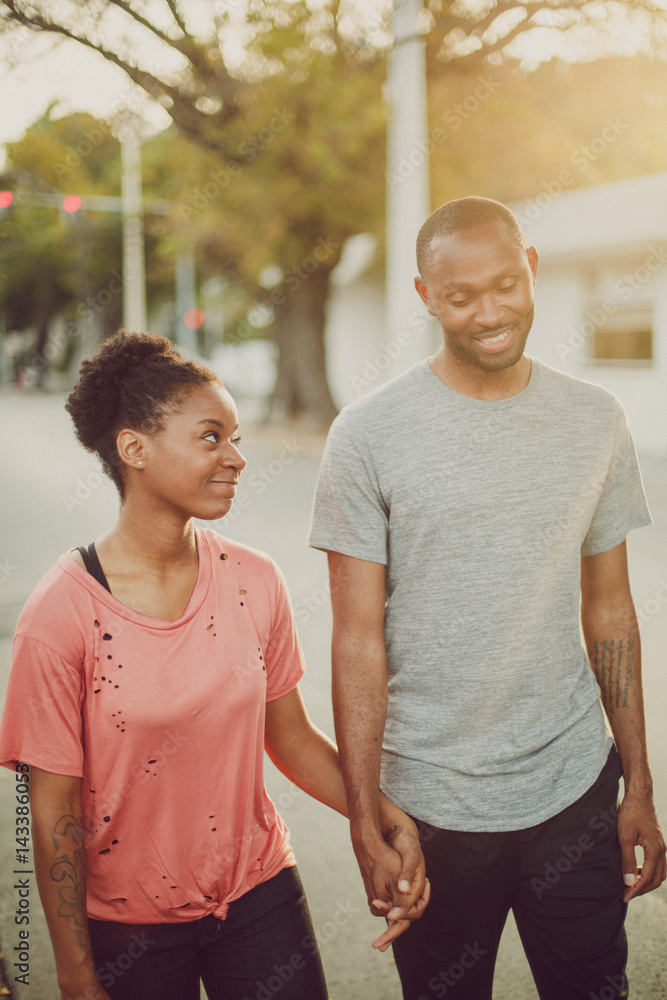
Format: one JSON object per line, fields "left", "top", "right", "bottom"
{"left": 416, "top": 196, "right": 527, "bottom": 278}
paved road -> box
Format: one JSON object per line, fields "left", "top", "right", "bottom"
{"left": 0, "top": 388, "right": 665, "bottom": 999}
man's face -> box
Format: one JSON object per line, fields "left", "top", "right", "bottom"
{"left": 414, "top": 221, "right": 538, "bottom": 375}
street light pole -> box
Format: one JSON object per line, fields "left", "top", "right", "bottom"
{"left": 121, "top": 131, "right": 147, "bottom": 332}
{"left": 176, "top": 250, "right": 197, "bottom": 353}
{"left": 385, "top": 0, "right": 432, "bottom": 378}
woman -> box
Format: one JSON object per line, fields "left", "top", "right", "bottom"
{"left": 0, "top": 331, "right": 428, "bottom": 1000}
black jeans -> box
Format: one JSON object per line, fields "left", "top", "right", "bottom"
{"left": 392, "top": 748, "right": 628, "bottom": 1000}
{"left": 88, "top": 866, "right": 328, "bottom": 1000}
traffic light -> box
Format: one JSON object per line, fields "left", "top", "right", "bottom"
{"left": 62, "top": 195, "right": 82, "bottom": 214}
{"left": 183, "top": 307, "right": 205, "bottom": 330}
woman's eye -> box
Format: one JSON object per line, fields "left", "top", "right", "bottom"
{"left": 203, "top": 431, "right": 219, "bottom": 443}
{"left": 231, "top": 435, "right": 242, "bottom": 446}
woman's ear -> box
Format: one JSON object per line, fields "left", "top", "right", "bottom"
{"left": 116, "top": 428, "right": 147, "bottom": 471}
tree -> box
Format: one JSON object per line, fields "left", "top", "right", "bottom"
{"left": 1, "top": 0, "right": 389, "bottom": 424}
{"left": 422, "top": 0, "right": 667, "bottom": 72}
{"left": 0, "top": 113, "right": 124, "bottom": 384}
{"left": 140, "top": 5, "right": 387, "bottom": 424}
{"left": 1, "top": 0, "right": 666, "bottom": 420}
{"left": 426, "top": 54, "right": 667, "bottom": 206}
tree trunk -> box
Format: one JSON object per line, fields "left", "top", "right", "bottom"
{"left": 268, "top": 265, "right": 338, "bottom": 429}
{"left": 31, "top": 307, "right": 51, "bottom": 389}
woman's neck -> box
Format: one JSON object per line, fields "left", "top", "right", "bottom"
{"left": 99, "top": 500, "right": 197, "bottom": 572}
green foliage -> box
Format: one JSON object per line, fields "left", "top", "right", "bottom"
{"left": 143, "top": 0, "right": 386, "bottom": 295}
{"left": 0, "top": 113, "right": 123, "bottom": 361}
{"left": 428, "top": 56, "right": 667, "bottom": 206}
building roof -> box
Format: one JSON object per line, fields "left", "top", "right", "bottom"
{"left": 510, "top": 172, "right": 667, "bottom": 261}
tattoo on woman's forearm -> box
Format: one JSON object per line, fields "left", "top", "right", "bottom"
{"left": 49, "top": 814, "right": 89, "bottom": 954}
{"left": 593, "top": 639, "right": 634, "bottom": 719}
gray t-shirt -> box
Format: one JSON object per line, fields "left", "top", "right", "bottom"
{"left": 309, "top": 357, "right": 651, "bottom": 831}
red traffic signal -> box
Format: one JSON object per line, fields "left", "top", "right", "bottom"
{"left": 184, "top": 307, "right": 205, "bottom": 330}
{"left": 0, "top": 191, "right": 13, "bottom": 209}
{"left": 63, "top": 195, "right": 83, "bottom": 213}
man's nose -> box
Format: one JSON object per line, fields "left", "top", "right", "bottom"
{"left": 474, "top": 293, "right": 504, "bottom": 327}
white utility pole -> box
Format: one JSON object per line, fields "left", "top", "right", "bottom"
{"left": 385, "top": 0, "right": 432, "bottom": 379}
{"left": 121, "top": 132, "right": 147, "bottom": 332}
{"left": 176, "top": 250, "right": 198, "bottom": 353}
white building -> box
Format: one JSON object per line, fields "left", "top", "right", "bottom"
{"left": 325, "top": 173, "right": 667, "bottom": 455}
{"left": 515, "top": 172, "right": 667, "bottom": 456}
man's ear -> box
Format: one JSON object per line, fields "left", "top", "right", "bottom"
{"left": 116, "top": 428, "right": 147, "bottom": 471}
{"left": 527, "top": 246, "right": 539, "bottom": 285}
{"left": 414, "top": 276, "right": 435, "bottom": 315}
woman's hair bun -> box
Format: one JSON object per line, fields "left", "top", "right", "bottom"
{"left": 65, "top": 329, "right": 220, "bottom": 496}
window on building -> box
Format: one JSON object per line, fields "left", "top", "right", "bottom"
{"left": 591, "top": 306, "right": 653, "bottom": 364}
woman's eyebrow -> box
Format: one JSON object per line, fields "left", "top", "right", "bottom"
{"left": 196, "top": 418, "right": 240, "bottom": 431}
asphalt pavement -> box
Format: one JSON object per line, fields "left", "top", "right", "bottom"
{"left": 0, "top": 387, "right": 665, "bottom": 999}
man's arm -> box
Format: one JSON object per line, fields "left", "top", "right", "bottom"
{"left": 30, "top": 767, "right": 112, "bottom": 1000}
{"left": 581, "top": 540, "right": 666, "bottom": 902}
{"left": 327, "top": 552, "right": 420, "bottom": 924}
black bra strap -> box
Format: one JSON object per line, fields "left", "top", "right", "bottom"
{"left": 77, "top": 543, "right": 112, "bottom": 593}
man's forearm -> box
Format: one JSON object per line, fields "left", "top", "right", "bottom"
{"left": 332, "top": 631, "right": 388, "bottom": 843}
{"left": 581, "top": 544, "right": 666, "bottom": 898}
{"left": 587, "top": 621, "right": 652, "bottom": 793}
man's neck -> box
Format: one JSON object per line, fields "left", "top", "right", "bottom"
{"left": 428, "top": 352, "right": 532, "bottom": 401}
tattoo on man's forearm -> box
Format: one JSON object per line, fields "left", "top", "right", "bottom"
{"left": 593, "top": 639, "right": 634, "bottom": 719}
{"left": 382, "top": 824, "right": 400, "bottom": 842}
{"left": 49, "top": 814, "right": 89, "bottom": 954}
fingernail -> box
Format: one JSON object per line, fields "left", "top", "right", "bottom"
{"left": 623, "top": 873, "right": 637, "bottom": 887}
{"left": 387, "top": 907, "right": 401, "bottom": 919}
{"left": 398, "top": 879, "right": 410, "bottom": 892}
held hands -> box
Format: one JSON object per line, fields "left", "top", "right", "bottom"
{"left": 617, "top": 792, "right": 666, "bottom": 903}
{"left": 353, "top": 807, "right": 429, "bottom": 952}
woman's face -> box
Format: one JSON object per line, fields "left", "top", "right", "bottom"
{"left": 127, "top": 382, "right": 247, "bottom": 522}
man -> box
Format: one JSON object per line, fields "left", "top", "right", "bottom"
{"left": 308, "top": 196, "right": 666, "bottom": 1000}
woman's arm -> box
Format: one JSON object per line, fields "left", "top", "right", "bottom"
{"left": 30, "top": 767, "right": 112, "bottom": 1000}
{"left": 264, "top": 686, "right": 428, "bottom": 950}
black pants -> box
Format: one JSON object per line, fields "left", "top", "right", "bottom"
{"left": 89, "top": 866, "right": 328, "bottom": 1000}
{"left": 392, "top": 748, "right": 628, "bottom": 1000}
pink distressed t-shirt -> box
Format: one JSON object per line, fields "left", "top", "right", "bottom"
{"left": 0, "top": 528, "right": 304, "bottom": 923}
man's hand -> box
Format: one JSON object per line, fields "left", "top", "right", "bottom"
{"left": 353, "top": 819, "right": 430, "bottom": 951}
{"left": 617, "top": 792, "right": 666, "bottom": 903}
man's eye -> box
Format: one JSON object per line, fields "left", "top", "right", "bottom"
{"left": 498, "top": 283, "right": 517, "bottom": 293}
{"left": 450, "top": 299, "right": 470, "bottom": 308}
